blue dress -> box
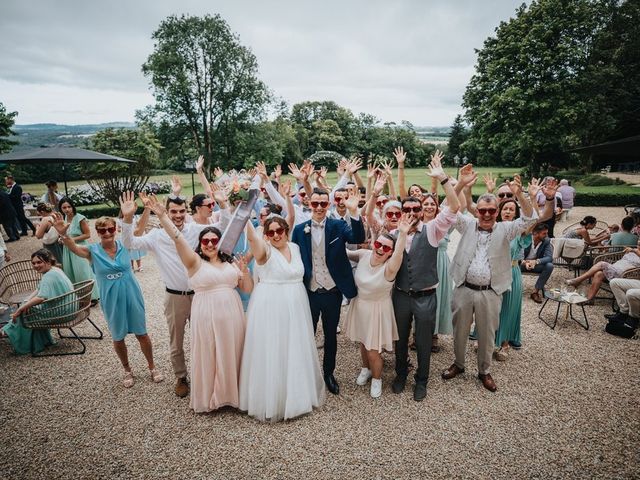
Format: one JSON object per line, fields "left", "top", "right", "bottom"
{"left": 88, "top": 240, "right": 147, "bottom": 341}
{"left": 62, "top": 213, "right": 99, "bottom": 301}
{"left": 435, "top": 233, "right": 453, "bottom": 335}
{"left": 2, "top": 267, "right": 73, "bottom": 354}
{"left": 495, "top": 234, "right": 532, "bottom": 347}
{"left": 233, "top": 231, "right": 254, "bottom": 311}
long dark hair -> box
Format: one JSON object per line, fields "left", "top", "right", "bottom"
{"left": 497, "top": 199, "right": 520, "bottom": 222}
{"left": 195, "top": 226, "right": 224, "bottom": 261}
{"left": 58, "top": 197, "right": 77, "bottom": 215}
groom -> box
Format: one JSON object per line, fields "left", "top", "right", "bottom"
{"left": 292, "top": 187, "right": 365, "bottom": 394}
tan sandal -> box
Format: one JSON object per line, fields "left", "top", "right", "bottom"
{"left": 123, "top": 370, "right": 134, "bottom": 388}
{"left": 150, "top": 368, "right": 164, "bottom": 383}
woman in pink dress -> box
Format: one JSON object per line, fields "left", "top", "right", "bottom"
{"left": 148, "top": 197, "right": 253, "bottom": 413}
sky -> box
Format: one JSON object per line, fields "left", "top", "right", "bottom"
{"left": 0, "top": 0, "right": 527, "bottom": 126}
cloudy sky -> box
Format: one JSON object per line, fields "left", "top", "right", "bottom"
{"left": 1, "top": 0, "right": 527, "bottom": 126}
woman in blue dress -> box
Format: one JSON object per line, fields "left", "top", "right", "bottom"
{"left": 53, "top": 214, "right": 164, "bottom": 388}
{"left": 58, "top": 197, "right": 99, "bottom": 303}
{"left": 1, "top": 249, "right": 73, "bottom": 354}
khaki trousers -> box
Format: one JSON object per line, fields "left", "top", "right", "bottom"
{"left": 609, "top": 278, "right": 640, "bottom": 317}
{"left": 163, "top": 292, "right": 193, "bottom": 379}
{"left": 452, "top": 285, "right": 502, "bottom": 375}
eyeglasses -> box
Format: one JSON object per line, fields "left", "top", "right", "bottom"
{"left": 376, "top": 200, "right": 388, "bottom": 207}
{"left": 386, "top": 211, "right": 402, "bottom": 219}
{"left": 334, "top": 197, "right": 348, "bottom": 204}
{"left": 373, "top": 241, "right": 393, "bottom": 253}
{"left": 497, "top": 192, "right": 514, "bottom": 199}
{"left": 265, "top": 227, "right": 285, "bottom": 238}
{"left": 402, "top": 206, "right": 422, "bottom": 213}
{"left": 310, "top": 201, "right": 329, "bottom": 208}
{"left": 298, "top": 191, "right": 307, "bottom": 198}
{"left": 478, "top": 208, "right": 498, "bottom": 216}
{"left": 96, "top": 226, "right": 116, "bottom": 235}
{"left": 200, "top": 237, "right": 220, "bottom": 246}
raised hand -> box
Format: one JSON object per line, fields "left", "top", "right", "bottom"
{"left": 397, "top": 213, "right": 413, "bottom": 234}
{"left": 483, "top": 172, "right": 496, "bottom": 193}
{"left": 279, "top": 179, "right": 292, "bottom": 198}
{"left": 366, "top": 163, "right": 378, "bottom": 179}
{"left": 426, "top": 152, "right": 446, "bottom": 180}
{"left": 337, "top": 159, "right": 347, "bottom": 176}
{"left": 247, "top": 167, "right": 257, "bottom": 179}
{"left": 255, "top": 161, "right": 269, "bottom": 181}
{"left": 301, "top": 160, "right": 314, "bottom": 180}
{"left": 210, "top": 182, "right": 228, "bottom": 205}
{"left": 196, "top": 155, "right": 205, "bottom": 172}
{"left": 274, "top": 164, "right": 282, "bottom": 179}
{"left": 146, "top": 194, "right": 167, "bottom": 217}
{"left": 51, "top": 212, "right": 70, "bottom": 236}
{"left": 507, "top": 174, "right": 523, "bottom": 196}
{"left": 344, "top": 192, "right": 360, "bottom": 214}
{"left": 458, "top": 164, "right": 476, "bottom": 187}
{"left": 378, "top": 159, "right": 394, "bottom": 177}
{"left": 373, "top": 172, "right": 388, "bottom": 195}
{"left": 234, "top": 253, "right": 250, "bottom": 275}
{"left": 289, "top": 163, "right": 305, "bottom": 181}
{"left": 119, "top": 191, "right": 138, "bottom": 219}
{"left": 317, "top": 166, "right": 328, "bottom": 179}
{"left": 347, "top": 157, "right": 363, "bottom": 174}
{"left": 393, "top": 146, "right": 406, "bottom": 164}
{"left": 171, "top": 175, "right": 182, "bottom": 197}
{"left": 541, "top": 177, "right": 558, "bottom": 199}
{"left": 138, "top": 192, "right": 152, "bottom": 208}
{"left": 213, "top": 167, "right": 224, "bottom": 179}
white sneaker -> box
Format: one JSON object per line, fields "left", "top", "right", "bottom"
{"left": 370, "top": 378, "right": 382, "bottom": 398}
{"left": 356, "top": 368, "right": 372, "bottom": 386}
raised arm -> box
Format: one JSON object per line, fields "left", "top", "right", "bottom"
{"left": 245, "top": 219, "right": 268, "bottom": 265}
{"left": 394, "top": 147, "right": 407, "bottom": 198}
{"left": 195, "top": 156, "right": 214, "bottom": 199}
{"left": 380, "top": 159, "right": 397, "bottom": 199}
{"left": 280, "top": 180, "right": 296, "bottom": 233}
{"left": 35, "top": 216, "right": 52, "bottom": 239}
{"left": 458, "top": 164, "right": 477, "bottom": 216}
{"left": 366, "top": 173, "right": 387, "bottom": 228}
{"left": 147, "top": 196, "right": 200, "bottom": 275}
{"left": 536, "top": 178, "right": 558, "bottom": 223}
{"left": 385, "top": 214, "right": 411, "bottom": 281}
{"left": 52, "top": 212, "right": 91, "bottom": 260}
{"left": 428, "top": 150, "right": 459, "bottom": 213}
{"left": 508, "top": 174, "right": 533, "bottom": 218}
{"left": 133, "top": 195, "right": 152, "bottom": 236}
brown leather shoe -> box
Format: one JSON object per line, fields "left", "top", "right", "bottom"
{"left": 530, "top": 291, "right": 543, "bottom": 304}
{"left": 175, "top": 377, "right": 189, "bottom": 397}
{"left": 478, "top": 373, "right": 497, "bottom": 392}
{"left": 441, "top": 364, "right": 465, "bottom": 380}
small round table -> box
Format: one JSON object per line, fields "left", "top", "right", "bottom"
{"left": 538, "top": 289, "right": 589, "bottom": 330}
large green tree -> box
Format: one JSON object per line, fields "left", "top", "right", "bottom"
{"left": 447, "top": 114, "right": 468, "bottom": 160}
{"left": 141, "top": 14, "right": 270, "bottom": 171}
{"left": 0, "top": 102, "right": 18, "bottom": 154}
{"left": 86, "top": 127, "right": 161, "bottom": 205}
{"left": 462, "top": 0, "right": 625, "bottom": 173}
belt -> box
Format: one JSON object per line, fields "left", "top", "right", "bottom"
{"left": 396, "top": 287, "right": 436, "bottom": 298}
{"left": 512, "top": 260, "right": 519, "bottom": 267}
{"left": 311, "top": 287, "right": 339, "bottom": 294}
{"left": 463, "top": 282, "right": 492, "bottom": 291}
{"left": 166, "top": 287, "right": 194, "bottom": 296}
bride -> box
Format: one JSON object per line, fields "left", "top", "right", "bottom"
{"left": 239, "top": 216, "right": 325, "bottom": 422}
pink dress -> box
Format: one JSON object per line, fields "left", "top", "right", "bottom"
{"left": 188, "top": 260, "right": 246, "bottom": 413}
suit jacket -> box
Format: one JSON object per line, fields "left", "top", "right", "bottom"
{"left": 292, "top": 216, "right": 365, "bottom": 298}
{"left": 524, "top": 237, "right": 553, "bottom": 264}
{"left": 0, "top": 191, "right": 17, "bottom": 222}
{"left": 7, "top": 183, "right": 23, "bottom": 210}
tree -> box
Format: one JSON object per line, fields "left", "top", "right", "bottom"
{"left": 0, "top": 102, "right": 18, "bottom": 154}
{"left": 448, "top": 114, "right": 468, "bottom": 159}
{"left": 290, "top": 101, "right": 355, "bottom": 156}
{"left": 462, "top": 0, "right": 622, "bottom": 172}
{"left": 141, "top": 14, "right": 270, "bottom": 171}
{"left": 86, "top": 127, "right": 161, "bottom": 205}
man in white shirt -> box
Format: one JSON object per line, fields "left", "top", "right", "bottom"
{"left": 121, "top": 194, "right": 229, "bottom": 397}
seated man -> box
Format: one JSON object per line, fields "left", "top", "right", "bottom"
{"left": 607, "top": 278, "right": 640, "bottom": 323}
{"left": 521, "top": 223, "right": 554, "bottom": 303}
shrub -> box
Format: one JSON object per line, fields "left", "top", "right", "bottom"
{"left": 575, "top": 192, "right": 637, "bottom": 206}
{"left": 66, "top": 184, "right": 106, "bottom": 206}
{"left": 581, "top": 174, "right": 624, "bottom": 186}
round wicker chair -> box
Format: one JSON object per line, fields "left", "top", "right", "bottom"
{"left": 0, "top": 260, "right": 42, "bottom": 306}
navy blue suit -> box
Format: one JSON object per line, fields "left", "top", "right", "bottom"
{"left": 292, "top": 216, "right": 365, "bottom": 376}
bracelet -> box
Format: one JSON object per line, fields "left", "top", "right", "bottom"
{"left": 440, "top": 177, "right": 449, "bottom": 186}
{"left": 172, "top": 228, "right": 180, "bottom": 239}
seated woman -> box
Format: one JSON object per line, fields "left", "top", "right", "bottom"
{"left": 1, "top": 249, "right": 72, "bottom": 354}
{"left": 609, "top": 216, "right": 639, "bottom": 247}
{"left": 567, "top": 241, "right": 640, "bottom": 300}
{"left": 563, "top": 215, "right": 609, "bottom": 246}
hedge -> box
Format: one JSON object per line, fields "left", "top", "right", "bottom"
{"left": 77, "top": 205, "right": 125, "bottom": 219}
{"left": 573, "top": 192, "right": 637, "bottom": 207}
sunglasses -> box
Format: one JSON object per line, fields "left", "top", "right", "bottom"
{"left": 265, "top": 227, "right": 285, "bottom": 238}
{"left": 96, "top": 226, "right": 116, "bottom": 235}
{"left": 334, "top": 197, "right": 348, "bottom": 204}
{"left": 478, "top": 208, "right": 498, "bottom": 216}
{"left": 358, "top": 201, "right": 366, "bottom": 208}
{"left": 200, "top": 237, "right": 220, "bottom": 246}
{"left": 497, "top": 192, "right": 514, "bottom": 198}
{"left": 373, "top": 241, "right": 393, "bottom": 253}
{"left": 310, "top": 201, "right": 329, "bottom": 208}
{"left": 376, "top": 200, "right": 388, "bottom": 207}
{"left": 201, "top": 201, "right": 215, "bottom": 208}
{"left": 402, "top": 206, "right": 422, "bottom": 213}
{"left": 260, "top": 212, "right": 270, "bottom": 218}
{"left": 298, "top": 191, "right": 307, "bottom": 198}
{"left": 386, "top": 211, "right": 402, "bottom": 219}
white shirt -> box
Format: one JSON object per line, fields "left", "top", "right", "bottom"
{"left": 526, "top": 240, "right": 542, "bottom": 260}
{"left": 121, "top": 211, "right": 230, "bottom": 291}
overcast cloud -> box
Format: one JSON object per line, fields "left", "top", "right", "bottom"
{"left": 0, "top": 0, "right": 527, "bottom": 125}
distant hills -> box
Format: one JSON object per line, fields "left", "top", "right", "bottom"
{"left": 10, "top": 122, "right": 136, "bottom": 151}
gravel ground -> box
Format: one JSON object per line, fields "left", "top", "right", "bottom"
{"left": 1, "top": 206, "right": 639, "bottom": 479}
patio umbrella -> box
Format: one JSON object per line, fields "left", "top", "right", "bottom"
{"left": 0, "top": 145, "right": 136, "bottom": 196}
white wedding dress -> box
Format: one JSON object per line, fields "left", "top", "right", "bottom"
{"left": 239, "top": 242, "right": 325, "bottom": 422}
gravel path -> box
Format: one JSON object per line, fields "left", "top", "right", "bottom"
{"left": 1, "top": 207, "right": 638, "bottom": 479}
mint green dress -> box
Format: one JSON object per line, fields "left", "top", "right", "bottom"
{"left": 62, "top": 213, "right": 99, "bottom": 301}
{"left": 2, "top": 267, "right": 74, "bottom": 354}
{"left": 495, "top": 234, "right": 532, "bottom": 346}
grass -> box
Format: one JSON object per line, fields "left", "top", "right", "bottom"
{"left": 20, "top": 166, "right": 637, "bottom": 209}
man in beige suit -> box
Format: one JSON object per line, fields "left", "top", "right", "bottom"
{"left": 442, "top": 171, "right": 538, "bottom": 392}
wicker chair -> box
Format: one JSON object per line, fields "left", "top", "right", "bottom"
{"left": 591, "top": 250, "right": 640, "bottom": 306}
{"left": 0, "top": 260, "right": 42, "bottom": 306}
{"left": 20, "top": 279, "right": 103, "bottom": 356}
{"left": 561, "top": 221, "right": 609, "bottom": 239}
